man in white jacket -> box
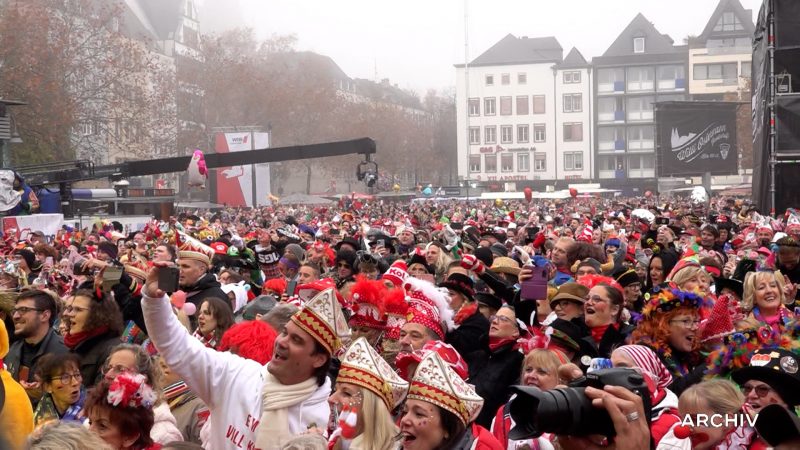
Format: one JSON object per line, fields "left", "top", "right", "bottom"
{"left": 141, "top": 263, "right": 349, "bottom": 450}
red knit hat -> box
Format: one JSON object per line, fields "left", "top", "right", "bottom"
{"left": 404, "top": 277, "right": 454, "bottom": 341}
{"left": 383, "top": 288, "right": 409, "bottom": 340}
{"left": 383, "top": 259, "right": 409, "bottom": 288}
{"left": 700, "top": 294, "right": 736, "bottom": 343}
{"left": 348, "top": 276, "right": 387, "bottom": 330}
{"left": 219, "top": 321, "right": 278, "bottom": 365}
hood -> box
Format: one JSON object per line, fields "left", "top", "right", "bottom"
{"left": 188, "top": 272, "right": 222, "bottom": 292}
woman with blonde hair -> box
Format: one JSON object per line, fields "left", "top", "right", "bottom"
{"left": 327, "top": 337, "right": 408, "bottom": 450}
{"left": 657, "top": 379, "right": 760, "bottom": 450}
{"left": 737, "top": 270, "right": 796, "bottom": 334}
{"left": 424, "top": 242, "right": 453, "bottom": 283}
{"left": 668, "top": 263, "right": 711, "bottom": 295}
{"left": 26, "top": 421, "right": 113, "bottom": 450}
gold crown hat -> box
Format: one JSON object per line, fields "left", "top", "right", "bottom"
{"left": 338, "top": 337, "right": 409, "bottom": 409}
{"left": 176, "top": 230, "right": 215, "bottom": 267}
{"left": 407, "top": 352, "right": 484, "bottom": 426}
{"left": 291, "top": 288, "right": 351, "bottom": 354}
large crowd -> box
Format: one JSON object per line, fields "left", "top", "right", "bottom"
{"left": 1, "top": 190, "right": 800, "bottom": 450}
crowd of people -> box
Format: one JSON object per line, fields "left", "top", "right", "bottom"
{"left": 0, "top": 190, "right": 800, "bottom": 450}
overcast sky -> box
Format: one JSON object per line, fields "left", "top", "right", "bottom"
{"left": 223, "top": 0, "right": 763, "bottom": 94}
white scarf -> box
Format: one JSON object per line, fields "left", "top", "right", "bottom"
{"left": 254, "top": 370, "right": 319, "bottom": 450}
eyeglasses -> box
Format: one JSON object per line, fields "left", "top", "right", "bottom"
{"left": 11, "top": 306, "right": 43, "bottom": 315}
{"left": 51, "top": 372, "right": 82, "bottom": 384}
{"left": 64, "top": 305, "right": 89, "bottom": 314}
{"left": 670, "top": 319, "right": 701, "bottom": 329}
{"left": 553, "top": 300, "right": 577, "bottom": 309}
{"left": 103, "top": 364, "right": 133, "bottom": 376}
{"left": 742, "top": 384, "right": 773, "bottom": 398}
{"left": 490, "top": 315, "right": 515, "bottom": 324}
{"left": 337, "top": 262, "right": 351, "bottom": 269}
{"left": 584, "top": 295, "right": 609, "bottom": 304}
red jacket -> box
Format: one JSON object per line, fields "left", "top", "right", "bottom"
{"left": 471, "top": 423, "right": 504, "bottom": 450}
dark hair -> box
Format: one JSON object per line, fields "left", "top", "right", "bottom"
{"left": 597, "top": 283, "right": 625, "bottom": 322}
{"left": 85, "top": 378, "right": 155, "bottom": 449}
{"left": 71, "top": 289, "right": 124, "bottom": 335}
{"left": 220, "top": 269, "right": 244, "bottom": 284}
{"left": 312, "top": 339, "right": 332, "bottom": 387}
{"left": 566, "top": 241, "right": 605, "bottom": 268}
{"left": 434, "top": 406, "right": 467, "bottom": 450}
{"left": 35, "top": 353, "right": 82, "bottom": 386}
{"left": 199, "top": 296, "right": 235, "bottom": 339}
{"left": 16, "top": 289, "right": 58, "bottom": 326}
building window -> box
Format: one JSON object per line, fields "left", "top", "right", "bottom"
{"left": 657, "top": 65, "right": 685, "bottom": 91}
{"left": 500, "top": 96, "right": 512, "bottom": 115}
{"left": 468, "top": 98, "right": 480, "bottom": 116}
{"left": 741, "top": 61, "right": 751, "bottom": 77}
{"left": 534, "top": 153, "right": 546, "bottom": 172}
{"left": 598, "top": 97, "right": 625, "bottom": 123}
{"left": 533, "top": 123, "right": 546, "bottom": 142}
{"left": 693, "top": 63, "right": 738, "bottom": 81}
{"left": 714, "top": 11, "right": 744, "bottom": 32}
{"left": 627, "top": 67, "right": 655, "bottom": 91}
{"left": 518, "top": 73, "right": 527, "bottom": 84}
{"left": 627, "top": 126, "right": 655, "bottom": 151}
{"left": 563, "top": 93, "right": 582, "bottom": 112}
{"left": 517, "top": 125, "right": 530, "bottom": 143}
{"left": 501, "top": 153, "right": 514, "bottom": 172}
{"left": 517, "top": 153, "right": 530, "bottom": 171}
{"left": 563, "top": 71, "right": 581, "bottom": 84}
{"left": 501, "top": 125, "right": 513, "bottom": 144}
{"left": 627, "top": 96, "right": 654, "bottom": 122}
{"left": 533, "top": 95, "right": 546, "bottom": 114}
{"left": 598, "top": 68, "right": 625, "bottom": 93}
{"left": 485, "top": 126, "right": 497, "bottom": 144}
{"left": 708, "top": 37, "right": 751, "bottom": 48}
{"left": 564, "top": 152, "right": 584, "bottom": 170}
{"left": 516, "top": 96, "right": 529, "bottom": 115}
{"left": 563, "top": 123, "right": 583, "bottom": 142}
{"left": 501, "top": 73, "right": 510, "bottom": 85}
{"left": 485, "top": 75, "right": 494, "bottom": 86}
{"left": 469, "top": 127, "right": 480, "bottom": 144}
{"left": 484, "top": 97, "right": 496, "bottom": 115}
{"left": 634, "top": 37, "right": 645, "bottom": 53}
{"left": 469, "top": 155, "right": 481, "bottom": 172}
{"left": 485, "top": 154, "right": 497, "bottom": 173}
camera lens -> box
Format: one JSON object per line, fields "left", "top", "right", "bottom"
{"left": 509, "top": 387, "right": 613, "bottom": 439}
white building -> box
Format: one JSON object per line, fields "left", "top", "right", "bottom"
{"left": 455, "top": 34, "right": 593, "bottom": 191}
{"left": 689, "top": 0, "right": 754, "bottom": 100}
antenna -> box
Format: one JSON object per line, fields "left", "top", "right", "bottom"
{"left": 463, "top": 0, "right": 470, "bottom": 190}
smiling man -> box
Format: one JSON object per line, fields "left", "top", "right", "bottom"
{"left": 141, "top": 264, "right": 349, "bottom": 450}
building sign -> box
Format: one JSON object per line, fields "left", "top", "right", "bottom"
{"left": 485, "top": 175, "right": 527, "bottom": 181}
{"left": 479, "top": 145, "right": 506, "bottom": 153}
{"left": 655, "top": 101, "right": 738, "bottom": 176}
{"left": 507, "top": 147, "right": 535, "bottom": 152}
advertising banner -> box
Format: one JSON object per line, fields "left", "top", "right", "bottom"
{"left": 655, "top": 101, "right": 738, "bottom": 177}
{"left": 214, "top": 132, "right": 271, "bottom": 207}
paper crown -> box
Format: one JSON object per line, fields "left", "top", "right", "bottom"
{"left": 177, "top": 230, "right": 215, "bottom": 266}
{"left": 642, "top": 284, "right": 710, "bottom": 319}
{"left": 338, "top": 337, "right": 409, "bottom": 409}
{"left": 383, "top": 287, "right": 409, "bottom": 340}
{"left": 291, "top": 288, "right": 351, "bottom": 354}
{"left": 407, "top": 352, "right": 483, "bottom": 426}
{"left": 348, "top": 276, "right": 387, "bottom": 330}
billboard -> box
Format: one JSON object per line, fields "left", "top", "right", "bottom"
{"left": 655, "top": 102, "right": 738, "bottom": 177}
{"left": 214, "top": 132, "right": 271, "bottom": 207}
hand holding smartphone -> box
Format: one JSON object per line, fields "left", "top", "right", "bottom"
{"left": 157, "top": 266, "right": 180, "bottom": 293}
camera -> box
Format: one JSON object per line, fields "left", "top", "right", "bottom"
{"left": 508, "top": 368, "right": 651, "bottom": 439}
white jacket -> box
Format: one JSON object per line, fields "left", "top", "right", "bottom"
{"left": 142, "top": 294, "right": 331, "bottom": 450}
{"left": 151, "top": 402, "right": 184, "bottom": 445}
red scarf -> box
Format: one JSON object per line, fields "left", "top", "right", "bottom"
{"left": 590, "top": 323, "right": 619, "bottom": 344}
{"left": 64, "top": 326, "right": 110, "bottom": 350}
{"left": 488, "top": 336, "right": 517, "bottom": 352}
{"left": 454, "top": 303, "right": 479, "bottom": 325}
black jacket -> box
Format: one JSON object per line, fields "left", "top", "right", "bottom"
{"left": 477, "top": 269, "right": 516, "bottom": 304}
{"left": 446, "top": 308, "right": 490, "bottom": 358}
{"left": 578, "top": 322, "right": 634, "bottom": 359}
{"left": 466, "top": 339, "right": 524, "bottom": 429}
{"left": 70, "top": 330, "right": 121, "bottom": 386}
{"left": 6, "top": 328, "right": 68, "bottom": 383}
{"left": 183, "top": 272, "right": 228, "bottom": 307}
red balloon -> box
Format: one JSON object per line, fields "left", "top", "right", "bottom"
{"left": 523, "top": 187, "right": 533, "bottom": 203}
{"left": 569, "top": 188, "right": 578, "bottom": 198}
{"left": 645, "top": 190, "right": 653, "bottom": 198}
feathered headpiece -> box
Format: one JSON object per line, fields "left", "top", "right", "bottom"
{"left": 348, "top": 276, "right": 387, "bottom": 330}
{"left": 641, "top": 283, "right": 710, "bottom": 319}
{"left": 383, "top": 287, "right": 409, "bottom": 341}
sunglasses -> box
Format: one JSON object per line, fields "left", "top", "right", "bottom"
{"left": 741, "top": 384, "right": 773, "bottom": 398}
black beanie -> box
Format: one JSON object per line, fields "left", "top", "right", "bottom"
{"left": 98, "top": 241, "right": 119, "bottom": 260}
{"left": 474, "top": 246, "right": 494, "bottom": 268}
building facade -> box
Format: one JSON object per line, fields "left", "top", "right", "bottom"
{"left": 592, "top": 13, "right": 688, "bottom": 193}
{"left": 689, "top": 0, "right": 754, "bottom": 100}
{"left": 455, "top": 34, "right": 593, "bottom": 191}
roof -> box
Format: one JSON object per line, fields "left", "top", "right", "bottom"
{"left": 265, "top": 51, "right": 350, "bottom": 81}
{"left": 599, "top": 13, "right": 683, "bottom": 59}
{"left": 697, "top": 0, "right": 755, "bottom": 43}
{"left": 557, "top": 47, "right": 590, "bottom": 69}
{"left": 352, "top": 78, "right": 423, "bottom": 110}
{"left": 456, "top": 34, "right": 562, "bottom": 67}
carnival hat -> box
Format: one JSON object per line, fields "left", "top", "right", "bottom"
{"left": 290, "top": 288, "right": 351, "bottom": 354}
{"left": 407, "top": 352, "right": 483, "bottom": 425}
{"left": 338, "top": 337, "right": 409, "bottom": 409}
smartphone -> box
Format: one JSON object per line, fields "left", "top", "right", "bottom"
{"left": 102, "top": 266, "right": 123, "bottom": 292}
{"left": 656, "top": 217, "right": 669, "bottom": 226}
{"left": 520, "top": 265, "right": 548, "bottom": 301}
{"left": 157, "top": 267, "right": 180, "bottom": 293}
{"left": 73, "top": 260, "right": 93, "bottom": 276}
{"left": 286, "top": 279, "right": 298, "bottom": 297}
{"left": 45, "top": 257, "right": 54, "bottom": 267}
